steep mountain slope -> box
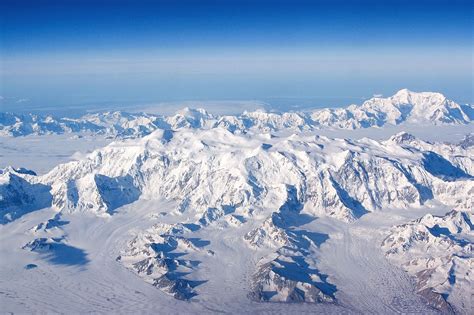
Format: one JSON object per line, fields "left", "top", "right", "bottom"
{"left": 3, "top": 129, "right": 469, "bottom": 224}
{"left": 1, "top": 90, "right": 472, "bottom": 137}
{"left": 382, "top": 210, "right": 473, "bottom": 313}
{"left": 0, "top": 126, "right": 472, "bottom": 310}
{"left": 0, "top": 167, "right": 52, "bottom": 224}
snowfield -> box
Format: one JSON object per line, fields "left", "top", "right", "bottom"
{"left": 0, "top": 90, "right": 472, "bottom": 314}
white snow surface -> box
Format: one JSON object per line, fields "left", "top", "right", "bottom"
{"left": 0, "top": 90, "right": 473, "bottom": 314}
{"left": 382, "top": 210, "right": 473, "bottom": 313}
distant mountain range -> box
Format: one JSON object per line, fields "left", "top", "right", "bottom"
{"left": 1, "top": 89, "right": 473, "bottom": 137}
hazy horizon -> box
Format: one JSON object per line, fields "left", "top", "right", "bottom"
{"left": 1, "top": 0, "right": 472, "bottom": 114}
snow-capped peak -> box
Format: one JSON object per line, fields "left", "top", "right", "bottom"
{"left": 0, "top": 90, "right": 472, "bottom": 138}
{"left": 390, "top": 88, "right": 446, "bottom": 103}
{"left": 388, "top": 131, "right": 417, "bottom": 144}
{"left": 175, "top": 107, "right": 211, "bottom": 118}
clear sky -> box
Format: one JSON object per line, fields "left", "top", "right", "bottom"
{"left": 0, "top": 0, "right": 472, "bottom": 112}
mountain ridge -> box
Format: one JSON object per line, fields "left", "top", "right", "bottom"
{"left": 1, "top": 89, "right": 472, "bottom": 137}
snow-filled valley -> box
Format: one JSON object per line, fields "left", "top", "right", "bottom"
{"left": 0, "top": 90, "right": 473, "bottom": 314}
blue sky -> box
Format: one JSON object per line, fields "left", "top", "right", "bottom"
{"left": 0, "top": 0, "right": 472, "bottom": 112}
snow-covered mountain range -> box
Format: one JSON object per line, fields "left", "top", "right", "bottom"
{"left": 0, "top": 89, "right": 472, "bottom": 314}
{"left": 2, "top": 129, "right": 472, "bottom": 224}
{"left": 1, "top": 89, "right": 473, "bottom": 137}
{"left": 1, "top": 124, "right": 472, "bottom": 312}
